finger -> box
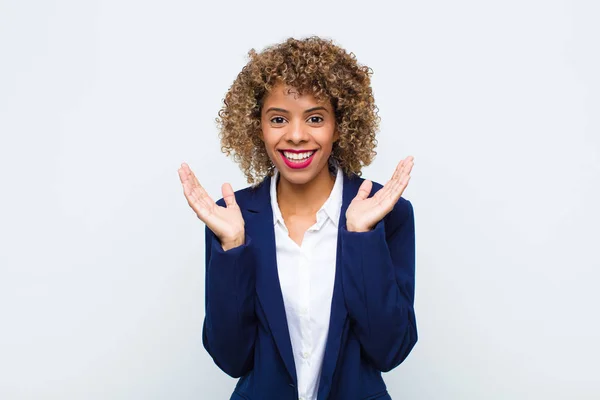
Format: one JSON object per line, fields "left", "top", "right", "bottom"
{"left": 395, "top": 156, "right": 414, "bottom": 180}
{"left": 376, "top": 165, "right": 402, "bottom": 199}
{"left": 372, "top": 178, "right": 391, "bottom": 202}
{"left": 221, "top": 182, "right": 238, "bottom": 208}
{"left": 180, "top": 167, "right": 214, "bottom": 209}
{"left": 179, "top": 163, "right": 200, "bottom": 188}
{"left": 394, "top": 162, "right": 411, "bottom": 190}
{"left": 179, "top": 168, "right": 195, "bottom": 197}
{"left": 187, "top": 169, "right": 214, "bottom": 205}
{"left": 179, "top": 163, "right": 197, "bottom": 188}
{"left": 385, "top": 168, "right": 411, "bottom": 204}
{"left": 375, "top": 158, "right": 414, "bottom": 209}
{"left": 179, "top": 162, "right": 195, "bottom": 179}
{"left": 354, "top": 179, "right": 372, "bottom": 201}
{"left": 178, "top": 165, "right": 217, "bottom": 222}
{"left": 391, "top": 159, "right": 404, "bottom": 181}
{"left": 393, "top": 175, "right": 411, "bottom": 202}
{"left": 178, "top": 163, "right": 191, "bottom": 184}
{"left": 402, "top": 156, "right": 414, "bottom": 174}
{"left": 393, "top": 172, "right": 412, "bottom": 201}
{"left": 396, "top": 158, "right": 414, "bottom": 184}
{"left": 186, "top": 166, "right": 201, "bottom": 188}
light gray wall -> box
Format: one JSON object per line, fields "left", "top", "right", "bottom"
{"left": 1, "top": 0, "right": 598, "bottom": 398}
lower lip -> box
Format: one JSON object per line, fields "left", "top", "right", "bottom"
{"left": 279, "top": 151, "right": 316, "bottom": 169}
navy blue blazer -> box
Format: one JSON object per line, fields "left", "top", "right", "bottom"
{"left": 202, "top": 172, "right": 417, "bottom": 400}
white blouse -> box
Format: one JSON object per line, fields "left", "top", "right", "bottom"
{"left": 269, "top": 166, "right": 343, "bottom": 400}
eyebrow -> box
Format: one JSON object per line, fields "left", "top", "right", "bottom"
{"left": 264, "top": 106, "right": 330, "bottom": 114}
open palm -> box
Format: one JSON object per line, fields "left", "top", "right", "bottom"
{"left": 178, "top": 162, "right": 245, "bottom": 248}
{"left": 346, "top": 156, "right": 414, "bottom": 232}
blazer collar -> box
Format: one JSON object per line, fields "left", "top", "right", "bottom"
{"left": 244, "top": 169, "right": 361, "bottom": 214}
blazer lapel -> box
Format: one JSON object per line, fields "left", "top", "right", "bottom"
{"left": 317, "top": 172, "right": 364, "bottom": 400}
{"left": 243, "top": 176, "right": 298, "bottom": 386}
{"left": 243, "top": 172, "right": 365, "bottom": 396}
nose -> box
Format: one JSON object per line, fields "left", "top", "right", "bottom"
{"left": 285, "top": 118, "right": 309, "bottom": 144}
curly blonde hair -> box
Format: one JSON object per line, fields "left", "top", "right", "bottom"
{"left": 216, "top": 36, "right": 380, "bottom": 184}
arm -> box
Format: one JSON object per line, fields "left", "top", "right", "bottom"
{"left": 341, "top": 199, "right": 417, "bottom": 372}
{"left": 202, "top": 223, "right": 257, "bottom": 378}
{"left": 177, "top": 163, "right": 255, "bottom": 377}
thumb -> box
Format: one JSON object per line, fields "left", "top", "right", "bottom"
{"left": 354, "top": 179, "right": 372, "bottom": 201}
{"left": 221, "top": 183, "right": 237, "bottom": 207}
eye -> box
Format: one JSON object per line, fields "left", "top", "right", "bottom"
{"left": 270, "top": 116, "right": 286, "bottom": 124}
{"left": 308, "top": 116, "right": 324, "bottom": 124}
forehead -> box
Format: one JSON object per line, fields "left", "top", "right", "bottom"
{"left": 262, "top": 83, "right": 331, "bottom": 111}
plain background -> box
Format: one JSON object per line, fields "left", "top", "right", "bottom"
{"left": 1, "top": 0, "right": 599, "bottom": 399}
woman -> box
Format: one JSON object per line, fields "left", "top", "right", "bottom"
{"left": 178, "top": 36, "right": 417, "bottom": 400}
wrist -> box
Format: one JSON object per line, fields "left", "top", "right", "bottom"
{"left": 220, "top": 233, "right": 245, "bottom": 251}
{"left": 346, "top": 221, "right": 372, "bottom": 233}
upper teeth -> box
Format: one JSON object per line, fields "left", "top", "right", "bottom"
{"left": 283, "top": 151, "right": 314, "bottom": 160}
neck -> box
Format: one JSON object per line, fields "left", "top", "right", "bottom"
{"left": 276, "top": 164, "right": 336, "bottom": 217}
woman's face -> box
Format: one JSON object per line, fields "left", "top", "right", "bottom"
{"left": 260, "top": 83, "right": 338, "bottom": 186}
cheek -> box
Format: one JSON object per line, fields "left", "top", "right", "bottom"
{"left": 317, "top": 128, "right": 337, "bottom": 150}
{"left": 259, "top": 130, "right": 279, "bottom": 159}
{"left": 260, "top": 132, "right": 275, "bottom": 150}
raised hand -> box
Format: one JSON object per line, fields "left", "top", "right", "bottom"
{"left": 346, "top": 156, "right": 414, "bottom": 232}
{"left": 178, "top": 162, "right": 245, "bottom": 250}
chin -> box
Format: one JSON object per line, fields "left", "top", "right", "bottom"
{"left": 277, "top": 170, "right": 316, "bottom": 185}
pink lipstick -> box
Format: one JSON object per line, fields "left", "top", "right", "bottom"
{"left": 279, "top": 149, "right": 317, "bottom": 170}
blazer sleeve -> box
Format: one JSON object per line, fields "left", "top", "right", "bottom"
{"left": 202, "top": 222, "right": 257, "bottom": 378}
{"left": 340, "top": 198, "right": 418, "bottom": 372}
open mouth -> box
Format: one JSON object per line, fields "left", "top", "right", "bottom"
{"left": 281, "top": 150, "right": 316, "bottom": 162}
{"left": 278, "top": 150, "right": 317, "bottom": 169}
